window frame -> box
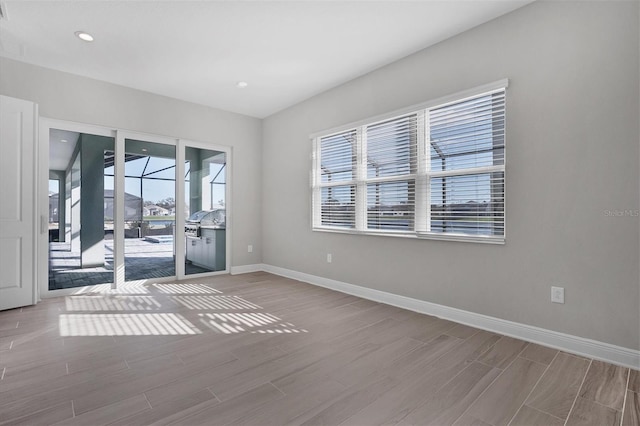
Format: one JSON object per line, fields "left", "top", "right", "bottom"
{"left": 311, "top": 79, "right": 508, "bottom": 244}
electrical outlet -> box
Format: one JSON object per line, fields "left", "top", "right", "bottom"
{"left": 247, "top": 245, "right": 253, "bottom": 253}
{"left": 326, "top": 253, "right": 332, "bottom": 263}
{"left": 551, "top": 286, "right": 565, "bottom": 304}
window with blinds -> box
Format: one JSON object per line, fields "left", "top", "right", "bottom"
{"left": 318, "top": 130, "right": 357, "bottom": 228}
{"left": 428, "top": 90, "right": 505, "bottom": 237}
{"left": 366, "top": 115, "right": 418, "bottom": 231}
{"left": 312, "top": 81, "right": 507, "bottom": 243}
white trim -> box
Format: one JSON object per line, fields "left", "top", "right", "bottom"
{"left": 113, "top": 130, "right": 125, "bottom": 289}
{"left": 32, "top": 103, "right": 41, "bottom": 304}
{"left": 117, "top": 130, "right": 177, "bottom": 147}
{"left": 309, "top": 79, "right": 509, "bottom": 139}
{"left": 175, "top": 140, "right": 186, "bottom": 278}
{"left": 311, "top": 226, "right": 505, "bottom": 245}
{"left": 230, "top": 264, "right": 263, "bottom": 275}
{"left": 177, "top": 139, "right": 232, "bottom": 277}
{"left": 181, "top": 269, "right": 229, "bottom": 279}
{"left": 259, "top": 264, "right": 640, "bottom": 369}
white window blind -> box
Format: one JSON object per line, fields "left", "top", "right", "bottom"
{"left": 365, "top": 114, "right": 418, "bottom": 231}
{"left": 312, "top": 82, "right": 507, "bottom": 243}
{"left": 317, "top": 130, "right": 357, "bottom": 228}
{"left": 428, "top": 90, "right": 505, "bottom": 237}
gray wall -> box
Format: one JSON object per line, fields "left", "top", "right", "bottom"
{"left": 0, "top": 57, "right": 263, "bottom": 268}
{"left": 262, "top": 1, "right": 640, "bottom": 349}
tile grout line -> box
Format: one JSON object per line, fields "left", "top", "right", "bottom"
{"left": 406, "top": 338, "right": 524, "bottom": 426}
{"left": 453, "top": 333, "right": 507, "bottom": 378}
{"left": 143, "top": 392, "right": 153, "bottom": 409}
{"left": 620, "top": 368, "right": 631, "bottom": 426}
{"left": 563, "top": 358, "right": 592, "bottom": 426}
{"left": 506, "top": 350, "right": 561, "bottom": 426}
{"left": 532, "top": 406, "right": 566, "bottom": 422}
{"left": 269, "top": 380, "right": 288, "bottom": 397}
{"left": 586, "top": 395, "right": 626, "bottom": 412}
{"left": 518, "top": 353, "right": 553, "bottom": 368}
{"left": 450, "top": 339, "right": 533, "bottom": 425}
{"left": 494, "top": 339, "right": 531, "bottom": 371}
{"left": 206, "top": 386, "right": 222, "bottom": 403}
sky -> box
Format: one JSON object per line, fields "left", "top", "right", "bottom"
{"left": 102, "top": 157, "right": 226, "bottom": 209}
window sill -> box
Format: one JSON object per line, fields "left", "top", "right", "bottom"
{"left": 312, "top": 226, "right": 505, "bottom": 245}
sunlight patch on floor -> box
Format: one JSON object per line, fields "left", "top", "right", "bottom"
{"left": 172, "top": 295, "right": 262, "bottom": 310}
{"left": 65, "top": 296, "right": 162, "bottom": 312}
{"left": 151, "top": 283, "right": 222, "bottom": 294}
{"left": 59, "top": 313, "right": 202, "bottom": 336}
{"left": 58, "top": 281, "right": 308, "bottom": 337}
{"left": 199, "top": 312, "right": 308, "bottom": 334}
{"left": 71, "top": 281, "right": 150, "bottom": 295}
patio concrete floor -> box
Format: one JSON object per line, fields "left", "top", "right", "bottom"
{"left": 49, "top": 239, "right": 214, "bottom": 290}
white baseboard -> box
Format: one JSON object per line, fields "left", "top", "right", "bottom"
{"left": 258, "top": 263, "right": 640, "bottom": 370}
{"left": 230, "top": 264, "right": 264, "bottom": 275}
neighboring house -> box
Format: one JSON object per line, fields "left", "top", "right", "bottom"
{"left": 104, "top": 190, "right": 143, "bottom": 221}
{"left": 50, "top": 190, "right": 143, "bottom": 226}
{"left": 144, "top": 204, "right": 170, "bottom": 216}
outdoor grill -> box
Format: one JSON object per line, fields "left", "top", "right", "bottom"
{"left": 185, "top": 209, "right": 225, "bottom": 238}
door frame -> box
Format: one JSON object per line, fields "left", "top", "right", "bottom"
{"left": 38, "top": 118, "right": 232, "bottom": 298}
{"left": 177, "top": 138, "right": 232, "bottom": 280}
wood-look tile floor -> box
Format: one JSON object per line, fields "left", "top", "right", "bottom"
{"left": 0, "top": 272, "right": 638, "bottom": 426}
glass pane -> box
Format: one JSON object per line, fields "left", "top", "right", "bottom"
{"left": 48, "top": 179, "right": 59, "bottom": 233}
{"left": 320, "top": 131, "right": 355, "bottom": 183}
{"left": 124, "top": 139, "right": 176, "bottom": 281}
{"left": 430, "top": 92, "right": 505, "bottom": 172}
{"left": 143, "top": 157, "right": 177, "bottom": 180}
{"left": 430, "top": 172, "right": 504, "bottom": 236}
{"left": 185, "top": 147, "right": 227, "bottom": 275}
{"left": 367, "top": 180, "right": 414, "bottom": 231}
{"left": 48, "top": 130, "right": 115, "bottom": 290}
{"left": 321, "top": 185, "right": 355, "bottom": 228}
{"left": 367, "top": 115, "right": 417, "bottom": 178}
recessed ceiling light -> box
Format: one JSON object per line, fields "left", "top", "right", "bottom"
{"left": 60, "top": 139, "right": 68, "bottom": 143}
{"left": 74, "top": 31, "right": 94, "bottom": 42}
{"left": 236, "top": 81, "right": 248, "bottom": 89}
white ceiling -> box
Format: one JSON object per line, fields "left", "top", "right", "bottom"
{"left": 49, "top": 129, "right": 79, "bottom": 171}
{"left": 0, "top": 1, "right": 532, "bottom": 118}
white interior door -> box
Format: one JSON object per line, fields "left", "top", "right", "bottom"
{"left": 0, "top": 95, "right": 38, "bottom": 310}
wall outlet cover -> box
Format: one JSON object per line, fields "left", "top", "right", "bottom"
{"left": 551, "top": 286, "right": 565, "bottom": 304}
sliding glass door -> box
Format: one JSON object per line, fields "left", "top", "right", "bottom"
{"left": 122, "top": 139, "right": 176, "bottom": 281}
{"left": 42, "top": 122, "right": 230, "bottom": 294}
{"left": 48, "top": 129, "right": 115, "bottom": 290}
{"left": 184, "top": 146, "right": 227, "bottom": 275}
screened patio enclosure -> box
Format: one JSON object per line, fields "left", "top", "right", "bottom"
{"left": 48, "top": 132, "right": 227, "bottom": 290}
